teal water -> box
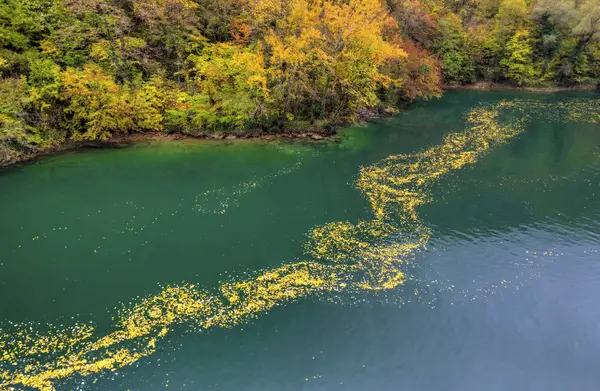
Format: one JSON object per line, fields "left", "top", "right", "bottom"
{"left": 1, "top": 91, "right": 600, "bottom": 390}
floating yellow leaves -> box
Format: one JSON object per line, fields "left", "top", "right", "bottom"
{"left": 1, "top": 98, "right": 599, "bottom": 391}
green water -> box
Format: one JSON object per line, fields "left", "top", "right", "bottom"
{"left": 1, "top": 91, "right": 600, "bottom": 390}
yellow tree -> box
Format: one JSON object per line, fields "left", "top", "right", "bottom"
{"left": 500, "top": 29, "right": 538, "bottom": 85}
{"left": 263, "top": 0, "right": 407, "bottom": 121}
{"left": 60, "top": 64, "right": 134, "bottom": 140}
{"left": 186, "top": 42, "right": 269, "bottom": 131}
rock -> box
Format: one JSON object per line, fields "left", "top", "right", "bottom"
{"left": 311, "top": 134, "right": 324, "bottom": 140}
{"left": 225, "top": 135, "right": 237, "bottom": 140}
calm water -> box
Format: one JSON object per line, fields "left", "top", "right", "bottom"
{"left": 1, "top": 91, "right": 600, "bottom": 390}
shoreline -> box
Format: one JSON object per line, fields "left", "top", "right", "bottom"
{"left": 445, "top": 81, "right": 600, "bottom": 92}
{"left": 0, "top": 127, "right": 342, "bottom": 169}
{"left": 2, "top": 86, "right": 598, "bottom": 169}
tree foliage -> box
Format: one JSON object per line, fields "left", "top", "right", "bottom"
{"left": 1, "top": 0, "right": 599, "bottom": 164}
{"left": 501, "top": 29, "right": 538, "bottom": 85}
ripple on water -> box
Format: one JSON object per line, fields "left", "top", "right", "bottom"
{"left": 2, "top": 98, "right": 600, "bottom": 391}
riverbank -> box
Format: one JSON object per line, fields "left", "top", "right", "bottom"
{"left": 2, "top": 87, "right": 598, "bottom": 169}
{"left": 446, "top": 81, "right": 600, "bottom": 92}
{"left": 0, "top": 127, "right": 344, "bottom": 169}
{"left": 0, "top": 105, "right": 404, "bottom": 168}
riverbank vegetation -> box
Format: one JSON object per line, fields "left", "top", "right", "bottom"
{"left": 1, "top": 0, "right": 599, "bottom": 165}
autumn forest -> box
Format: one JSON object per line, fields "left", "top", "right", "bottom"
{"left": 1, "top": 0, "right": 599, "bottom": 165}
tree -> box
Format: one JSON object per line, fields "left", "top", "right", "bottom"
{"left": 264, "top": 0, "right": 407, "bottom": 121}
{"left": 590, "top": 41, "right": 600, "bottom": 80}
{"left": 4, "top": 0, "right": 600, "bottom": 167}
{"left": 195, "top": 0, "right": 245, "bottom": 42}
{"left": 60, "top": 63, "right": 134, "bottom": 140}
{"left": 496, "top": 0, "right": 530, "bottom": 33}
{"left": 132, "top": 0, "right": 200, "bottom": 80}
{"left": 533, "top": 0, "right": 600, "bottom": 84}
{"left": 546, "top": 37, "right": 591, "bottom": 84}
{"left": 434, "top": 14, "right": 476, "bottom": 83}
{"left": 185, "top": 42, "right": 269, "bottom": 132}
{"left": 90, "top": 36, "right": 147, "bottom": 77}
{"left": 572, "top": 0, "right": 600, "bottom": 44}
{"left": 501, "top": 29, "right": 538, "bottom": 85}
{"left": 390, "top": 40, "right": 442, "bottom": 100}
{"left": 387, "top": 0, "right": 438, "bottom": 46}
{"left": 0, "top": 77, "right": 32, "bottom": 164}
{"left": 534, "top": 0, "right": 600, "bottom": 44}
{"left": 62, "top": 0, "right": 137, "bottom": 81}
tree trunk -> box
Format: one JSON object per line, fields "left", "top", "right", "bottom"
{"left": 320, "top": 75, "right": 330, "bottom": 120}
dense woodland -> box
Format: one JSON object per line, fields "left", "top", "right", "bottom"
{"left": 1, "top": 0, "right": 599, "bottom": 165}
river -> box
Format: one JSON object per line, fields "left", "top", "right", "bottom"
{"left": 1, "top": 91, "right": 600, "bottom": 391}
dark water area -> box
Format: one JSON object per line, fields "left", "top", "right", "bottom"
{"left": 1, "top": 91, "right": 600, "bottom": 390}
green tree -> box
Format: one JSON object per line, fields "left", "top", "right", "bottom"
{"left": 546, "top": 37, "right": 591, "bottom": 84}
{"left": 533, "top": 0, "right": 600, "bottom": 84}
{"left": 435, "top": 15, "right": 476, "bottom": 83}
{"left": 500, "top": 29, "right": 538, "bottom": 85}
{"left": 0, "top": 77, "right": 31, "bottom": 164}
{"left": 186, "top": 42, "right": 269, "bottom": 132}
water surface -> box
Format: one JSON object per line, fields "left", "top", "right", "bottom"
{"left": 1, "top": 91, "right": 600, "bottom": 391}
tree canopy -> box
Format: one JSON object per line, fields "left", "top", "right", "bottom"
{"left": 1, "top": 0, "right": 599, "bottom": 164}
